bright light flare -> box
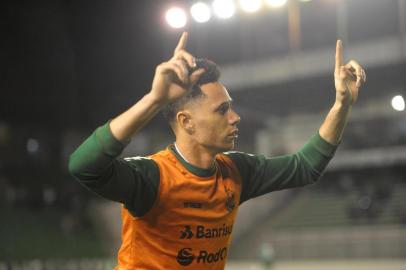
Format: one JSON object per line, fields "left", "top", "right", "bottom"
{"left": 191, "top": 2, "right": 211, "bottom": 23}
{"left": 265, "top": 0, "right": 287, "bottom": 8}
{"left": 239, "top": 0, "right": 263, "bottom": 13}
{"left": 213, "top": 0, "right": 236, "bottom": 19}
{"left": 391, "top": 95, "right": 405, "bottom": 111}
{"left": 165, "top": 7, "right": 187, "bottom": 28}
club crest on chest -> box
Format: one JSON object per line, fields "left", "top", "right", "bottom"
{"left": 225, "top": 188, "right": 235, "bottom": 212}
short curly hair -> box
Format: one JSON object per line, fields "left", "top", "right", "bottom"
{"left": 162, "top": 58, "right": 221, "bottom": 124}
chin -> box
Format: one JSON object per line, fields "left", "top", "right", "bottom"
{"left": 206, "top": 140, "right": 235, "bottom": 153}
{"left": 219, "top": 141, "right": 235, "bottom": 152}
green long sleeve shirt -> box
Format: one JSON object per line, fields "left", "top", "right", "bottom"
{"left": 68, "top": 122, "right": 337, "bottom": 217}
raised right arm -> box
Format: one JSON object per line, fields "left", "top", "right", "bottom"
{"left": 68, "top": 32, "right": 204, "bottom": 216}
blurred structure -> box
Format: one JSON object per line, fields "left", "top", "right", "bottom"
{"left": 223, "top": 0, "right": 406, "bottom": 265}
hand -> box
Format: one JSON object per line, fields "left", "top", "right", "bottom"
{"left": 150, "top": 32, "right": 205, "bottom": 105}
{"left": 334, "top": 40, "right": 366, "bottom": 106}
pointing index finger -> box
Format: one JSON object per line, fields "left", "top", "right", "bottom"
{"left": 335, "top": 40, "right": 343, "bottom": 73}
{"left": 174, "top": 32, "right": 188, "bottom": 53}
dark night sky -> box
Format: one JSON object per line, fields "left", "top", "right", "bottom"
{"left": 1, "top": 0, "right": 170, "bottom": 129}
{"left": 1, "top": 0, "right": 404, "bottom": 132}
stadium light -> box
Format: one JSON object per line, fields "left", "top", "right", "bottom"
{"left": 391, "top": 95, "right": 405, "bottom": 111}
{"left": 165, "top": 7, "right": 187, "bottom": 28}
{"left": 27, "top": 138, "right": 39, "bottom": 154}
{"left": 191, "top": 2, "right": 211, "bottom": 23}
{"left": 265, "top": 0, "right": 287, "bottom": 8}
{"left": 212, "top": 0, "right": 236, "bottom": 19}
{"left": 239, "top": 0, "right": 263, "bottom": 13}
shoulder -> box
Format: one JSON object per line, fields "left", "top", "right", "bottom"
{"left": 221, "top": 151, "right": 264, "bottom": 166}
{"left": 121, "top": 153, "right": 162, "bottom": 176}
{"left": 123, "top": 155, "right": 155, "bottom": 166}
{"left": 216, "top": 151, "right": 260, "bottom": 176}
{"left": 123, "top": 148, "right": 170, "bottom": 165}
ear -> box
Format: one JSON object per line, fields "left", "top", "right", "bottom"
{"left": 176, "top": 110, "right": 195, "bottom": 134}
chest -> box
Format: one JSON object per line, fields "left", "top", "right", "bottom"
{"left": 153, "top": 164, "right": 241, "bottom": 224}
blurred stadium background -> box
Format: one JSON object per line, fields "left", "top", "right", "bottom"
{"left": 1, "top": 0, "right": 405, "bottom": 269}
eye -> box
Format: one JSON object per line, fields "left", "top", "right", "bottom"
{"left": 217, "top": 103, "right": 230, "bottom": 115}
{"left": 218, "top": 106, "right": 228, "bottom": 115}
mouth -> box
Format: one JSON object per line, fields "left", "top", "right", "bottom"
{"left": 228, "top": 129, "right": 239, "bottom": 139}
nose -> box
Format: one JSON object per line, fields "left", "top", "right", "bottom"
{"left": 229, "top": 109, "right": 241, "bottom": 125}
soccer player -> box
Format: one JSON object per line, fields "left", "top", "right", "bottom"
{"left": 68, "top": 32, "right": 366, "bottom": 269}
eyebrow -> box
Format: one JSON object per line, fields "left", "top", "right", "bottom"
{"left": 214, "top": 99, "right": 233, "bottom": 112}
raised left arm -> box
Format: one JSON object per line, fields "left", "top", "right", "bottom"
{"left": 319, "top": 40, "right": 366, "bottom": 145}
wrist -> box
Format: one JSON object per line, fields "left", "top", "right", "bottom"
{"left": 332, "top": 99, "right": 352, "bottom": 114}
{"left": 335, "top": 92, "right": 353, "bottom": 108}
{"left": 145, "top": 92, "right": 169, "bottom": 109}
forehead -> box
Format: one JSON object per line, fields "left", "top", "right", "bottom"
{"left": 200, "top": 82, "right": 232, "bottom": 105}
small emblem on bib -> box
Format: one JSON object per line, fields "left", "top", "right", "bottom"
{"left": 225, "top": 188, "right": 235, "bottom": 212}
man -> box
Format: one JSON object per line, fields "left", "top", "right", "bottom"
{"left": 69, "top": 32, "right": 366, "bottom": 269}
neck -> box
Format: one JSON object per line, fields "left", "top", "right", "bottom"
{"left": 174, "top": 140, "right": 216, "bottom": 170}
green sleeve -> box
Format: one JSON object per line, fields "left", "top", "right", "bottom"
{"left": 68, "top": 122, "right": 160, "bottom": 217}
{"left": 226, "top": 133, "right": 338, "bottom": 204}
